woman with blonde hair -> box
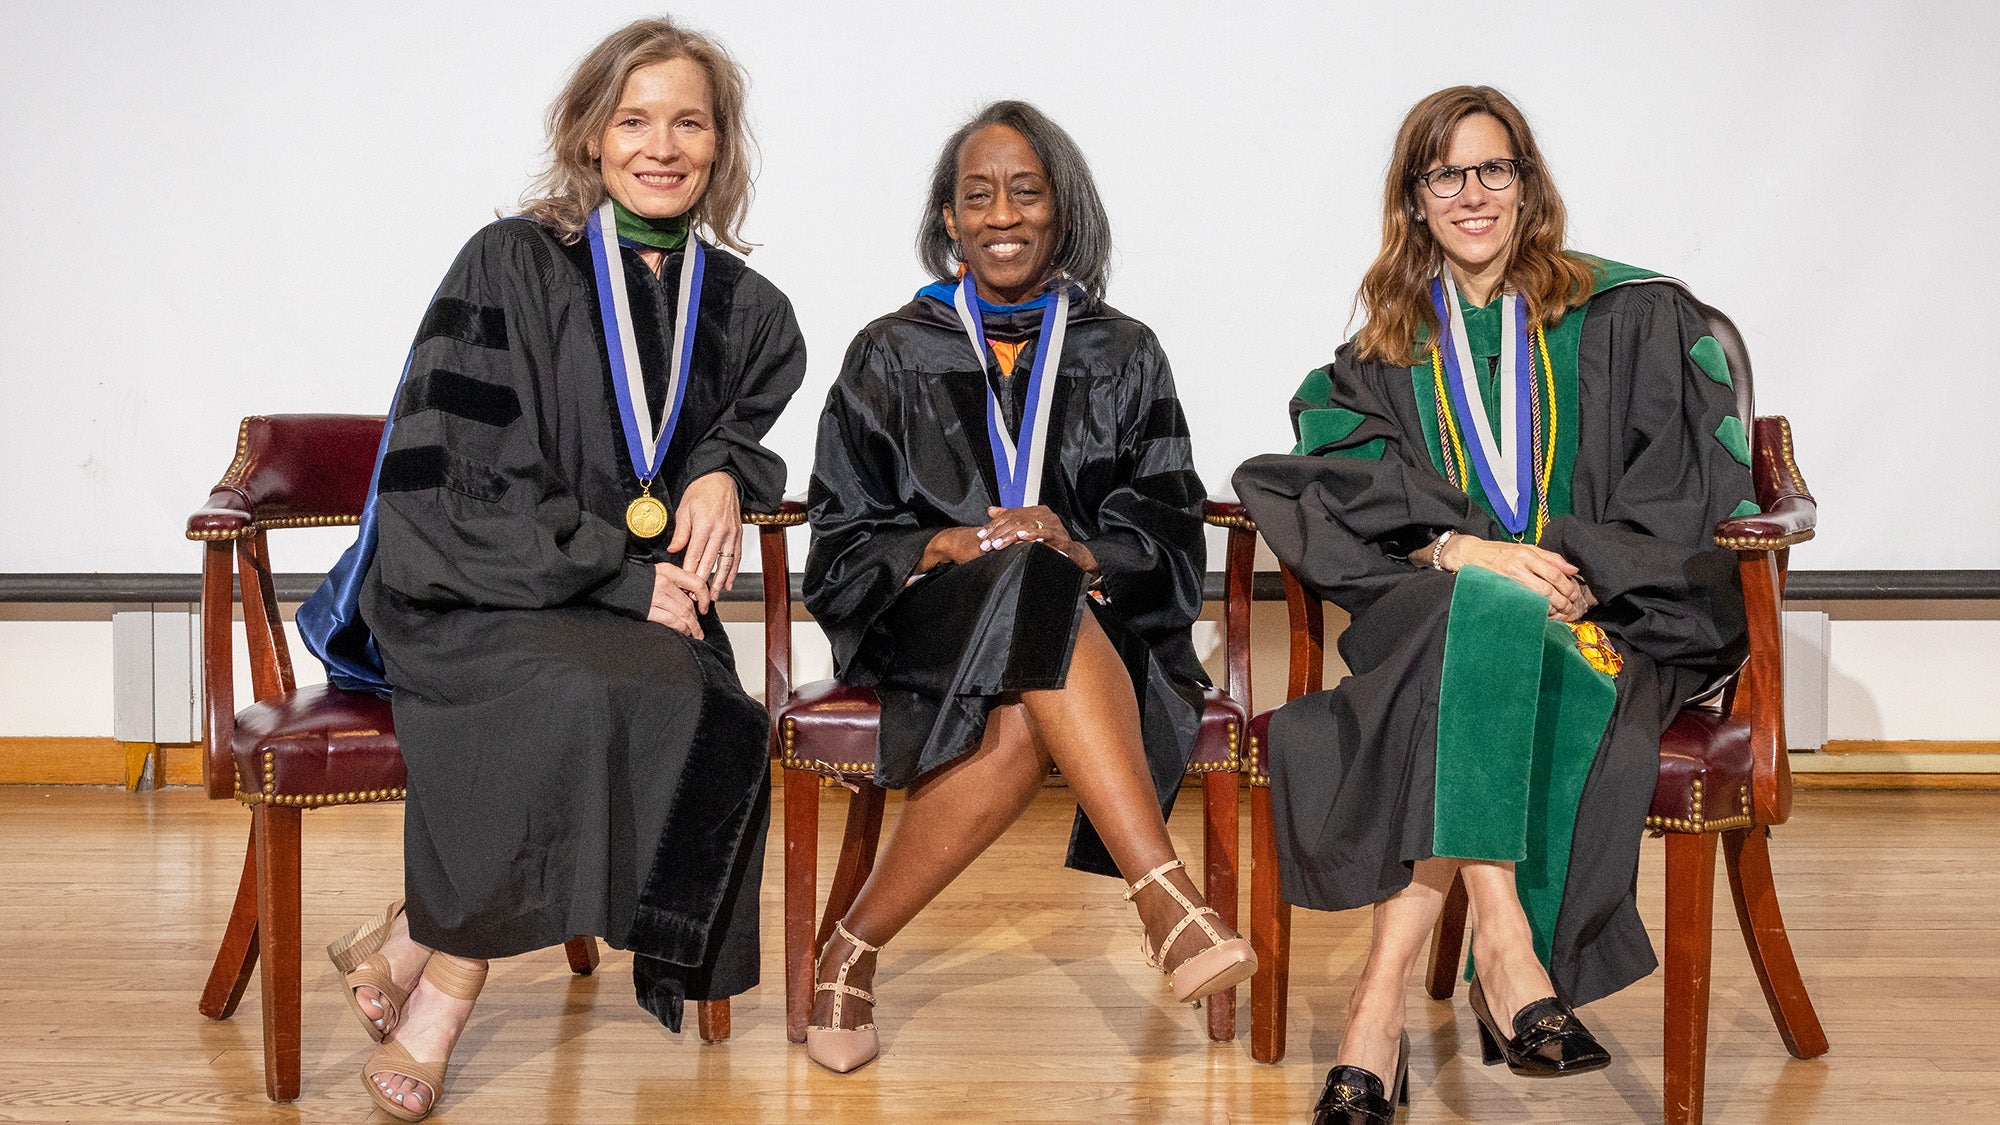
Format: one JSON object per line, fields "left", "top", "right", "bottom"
{"left": 1234, "top": 86, "right": 1756, "bottom": 1123}
{"left": 304, "top": 16, "right": 805, "bottom": 1120}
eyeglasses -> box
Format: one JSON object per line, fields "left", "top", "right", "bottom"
{"left": 1413, "top": 158, "right": 1524, "bottom": 199}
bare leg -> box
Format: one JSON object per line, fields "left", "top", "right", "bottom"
{"left": 370, "top": 956, "right": 486, "bottom": 1114}
{"left": 1336, "top": 856, "right": 1462, "bottom": 1083}
{"left": 1459, "top": 860, "right": 1561, "bottom": 1023}
{"left": 815, "top": 611, "right": 1238, "bottom": 1030}
{"left": 1013, "top": 611, "right": 1218, "bottom": 958}
{"left": 813, "top": 705, "right": 1049, "bottom": 1029}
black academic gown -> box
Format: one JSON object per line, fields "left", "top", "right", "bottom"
{"left": 1232, "top": 278, "right": 1754, "bottom": 1006}
{"left": 359, "top": 218, "right": 806, "bottom": 1029}
{"left": 803, "top": 289, "right": 1208, "bottom": 876}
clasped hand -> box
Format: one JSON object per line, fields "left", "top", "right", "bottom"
{"left": 922, "top": 505, "right": 1099, "bottom": 576}
{"left": 1432, "top": 534, "right": 1596, "bottom": 622}
{"left": 644, "top": 471, "right": 742, "bottom": 638}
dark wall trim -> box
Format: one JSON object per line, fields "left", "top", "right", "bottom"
{"left": 4, "top": 569, "right": 1998, "bottom": 604}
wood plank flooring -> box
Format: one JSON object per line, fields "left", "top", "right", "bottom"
{"left": 1, "top": 783, "right": 1995, "bottom": 1123}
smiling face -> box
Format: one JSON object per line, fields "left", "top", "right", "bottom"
{"left": 1416, "top": 113, "right": 1522, "bottom": 302}
{"left": 589, "top": 57, "right": 717, "bottom": 219}
{"left": 942, "top": 124, "right": 1058, "bottom": 305}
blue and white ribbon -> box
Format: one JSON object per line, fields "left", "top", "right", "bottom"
{"left": 586, "top": 198, "right": 704, "bottom": 486}
{"left": 951, "top": 272, "right": 1069, "bottom": 507}
{"left": 1432, "top": 271, "right": 1533, "bottom": 535}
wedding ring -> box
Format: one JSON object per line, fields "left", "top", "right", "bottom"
{"left": 1034, "top": 520, "right": 1044, "bottom": 529}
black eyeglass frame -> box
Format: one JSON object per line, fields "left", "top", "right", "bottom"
{"left": 1412, "top": 158, "right": 1526, "bottom": 199}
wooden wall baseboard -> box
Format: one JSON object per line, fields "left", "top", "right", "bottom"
{"left": 0, "top": 738, "right": 203, "bottom": 787}
{"left": 1819, "top": 740, "right": 2000, "bottom": 755}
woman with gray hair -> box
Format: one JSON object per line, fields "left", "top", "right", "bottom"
{"left": 801, "top": 100, "right": 1254, "bottom": 1074}
{"left": 312, "top": 16, "right": 804, "bottom": 1120}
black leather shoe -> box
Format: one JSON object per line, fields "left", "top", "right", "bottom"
{"left": 1468, "top": 977, "right": 1611, "bottom": 1077}
{"left": 1311, "top": 1031, "right": 1409, "bottom": 1125}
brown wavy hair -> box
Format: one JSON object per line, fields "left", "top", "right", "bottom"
{"left": 518, "top": 17, "right": 757, "bottom": 251}
{"left": 1353, "top": 86, "right": 1596, "bottom": 364}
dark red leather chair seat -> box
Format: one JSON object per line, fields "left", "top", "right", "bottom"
{"left": 779, "top": 679, "right": 1246, "bottom": 778}
{"left": 230, "top": 683, "right": 404, "bottom": 807}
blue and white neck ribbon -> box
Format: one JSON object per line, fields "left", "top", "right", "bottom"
{"left": 1432, "top": 270, "right": 1533, "bottom": 535}
{"left": 951, "top": 272, "right": 1069, "bottom": 508}
{"left": 586, "top": 199, "right": 704, "bottom": 487}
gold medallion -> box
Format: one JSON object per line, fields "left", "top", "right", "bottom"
{"left": 625, "top": 493, "right": 670, "bottom": 539}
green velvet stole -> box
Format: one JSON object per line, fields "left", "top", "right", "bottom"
{"left": 1433, "top": 565, "right": 1618, "bottom": 968}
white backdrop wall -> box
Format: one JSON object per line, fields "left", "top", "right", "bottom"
{"left": 3, "top": 0, "right": 1997, "bottom": 573}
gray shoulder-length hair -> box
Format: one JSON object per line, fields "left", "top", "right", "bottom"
{"left": 917, "top": 100, "right": 1112, "bottom": 300}
{"left": 518, "top": 17, "right": 757, "bottom": 251}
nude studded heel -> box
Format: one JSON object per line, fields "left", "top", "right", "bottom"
{"left": 327, "top": 897, "right": 427, "bottom": 1043}
{"left": 361, "top": 953, "right": 487, "bottom": 1122}
{"left": 806, "top": 920, "right": 882, "bottom": 1073}
{"left": 1125, "top": 859, "right": 1258, "bottom": 1005}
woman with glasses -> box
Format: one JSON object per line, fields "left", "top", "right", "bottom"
{"left": 1234, "top": 86, "right": 1756, "bottom": 1124}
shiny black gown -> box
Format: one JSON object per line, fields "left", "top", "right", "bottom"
{"left": 804, "top": 288, "right": 1208, "bottom": 875}
{"left": 359, "top": 218, "right": 805, "bottom": 1029}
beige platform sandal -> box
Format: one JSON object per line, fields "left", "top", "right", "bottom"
{"left": 361, "top": 953, "right": 487, "bottom": 1122}
{"left": 1125, "top": 859, "right": 1258, "bottom": 1004}
{"left": 327, "top": 898, "right": 428, "bottom": 1043}
{"left": 805, "top": 920, "right": 881, "bottom": 1073}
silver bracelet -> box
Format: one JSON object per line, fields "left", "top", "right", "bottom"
{"left": 1430, "top": 530, "right": 1456, "bottom": 571}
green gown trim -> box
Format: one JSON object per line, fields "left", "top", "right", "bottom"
{"left": 1434, "top": 565, "right": 1618, "bottom": 967}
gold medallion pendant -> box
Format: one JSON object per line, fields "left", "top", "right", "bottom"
{"left": 625, "top": 493, "right": 670, "bottom": 539}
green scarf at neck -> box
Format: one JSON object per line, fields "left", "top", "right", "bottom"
{"left": 611, "top": 199, "right": 691, "bottom": 250}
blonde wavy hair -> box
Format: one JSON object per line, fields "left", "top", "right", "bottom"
{"left": 518, "top": 17, "right": 757, "bottom": 251}
{"left": 1353, "top": 86, "right": 1596, "bottom": 364}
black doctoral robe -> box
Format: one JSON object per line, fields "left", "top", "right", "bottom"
{"left": 803, "top": 288, "right": 1208, "bottom": 876}
{"left": 358, "top": 217, "right": 806, "bottom": 1029}
{"left": 1233, "top": 268, "right": 1755, "bottom": 1006}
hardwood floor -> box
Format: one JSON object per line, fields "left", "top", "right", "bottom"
{"left": 1, "top": 783, "right": 1995, "bottom": 1123}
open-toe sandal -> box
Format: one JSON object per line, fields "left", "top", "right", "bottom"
{"left": 1125, "top": 859, "right": 1258, "bottom": 1005}
{"left": 361, "top": 953, "right": 486, "bottom": 1122}
{"left": 328, "top": 897, "right": 428, "bottom": 1043}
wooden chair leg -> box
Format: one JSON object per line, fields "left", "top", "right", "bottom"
{"left": 1203, "top": 769, "right": 1240, "bottom": 1042}
{"left": 783, "top": 764, "right": 821, "bottom": 1044}
{"left": 1426, "top": 873, "right": 1469, "bottom": 1000}
{"left": 1723, "top": 827, "right": 1829, "bottom": 1059}
{"left": 1248, "top": 784, "right": 1291, "bottom": 1064}
{"left": 253, "top": 804, "right": 303, "bottom": 1102}
{"left": 697, "top": 999, "right": 731, "bottom": 1042}
{"left": 199, "top": 818, "right": 262, "bottom": 1020}
{"left": 562, "top": 936, "right": 600, "bottom": 975}
{"left": 1664, "top": 831, "right": 1719, "bottom": 1125}
{"left": 815, "top": 784, "right": 886, "bottom": 951}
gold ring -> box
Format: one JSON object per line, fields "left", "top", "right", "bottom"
{"left": 1035, "top": 520, "right": 1044, "bottom": 529}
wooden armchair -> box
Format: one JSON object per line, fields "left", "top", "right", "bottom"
{"left": 772, "top": 500, "right": 1259, "bottom": 1044}
{"left": 187, "top": 414, "right": 794, "bottom": 1100}
{"left": 1243, "top": 305, "right": 1829, "bottom": 1125}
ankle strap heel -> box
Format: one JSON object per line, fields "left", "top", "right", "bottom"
{"left": 1125, "top": 859, "right": 1259, "bottom": 1005}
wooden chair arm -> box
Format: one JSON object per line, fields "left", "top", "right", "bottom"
{"left": 748, "top": 499, "right": 806, "bottom": 715}
{"left": 1204, "top": 500, "right": 1258, "bottom": 709}
{"left": 199, "top": 540, "right": 238, "bottom": 800}
{"left": 1279, "top": 564, "right": 1325, "bottom": 703}
{"left": 1731, "top": 549, "right": 1791, "bottom": 826}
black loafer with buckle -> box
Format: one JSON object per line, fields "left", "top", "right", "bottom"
{"left": 1469, "top": 977, "right": 1612, "bottom": 1077}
